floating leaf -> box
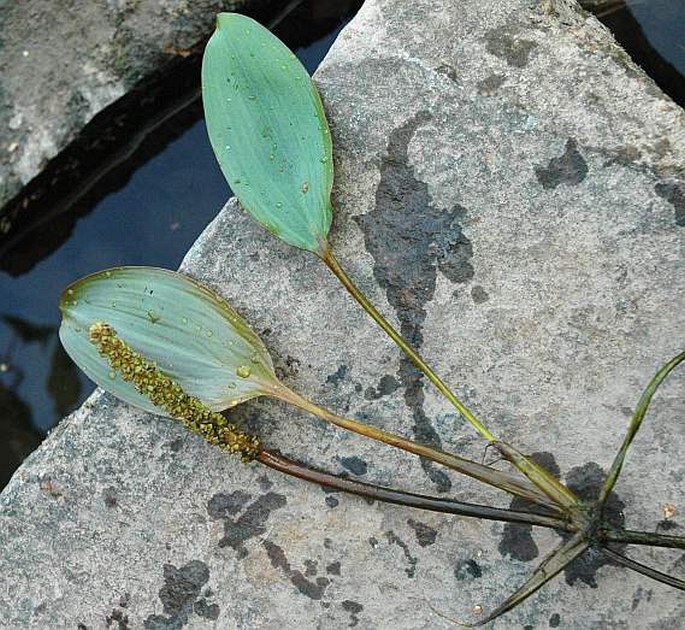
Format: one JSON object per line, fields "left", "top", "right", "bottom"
{"left": 59, "top": 267, "right": 277, "bottom": 415}
{"left": 202, "top": 13, "right": 333, "bottom": 253}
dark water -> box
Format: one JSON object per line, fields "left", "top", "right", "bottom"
{"left": 594, "top": 0, "right": 685, "bottom": 107}
{"left": 0, "top": 4, "right": 359, "bottom": 488}
{"left": 1, "top": 1, "right": 683, "bottom": 488}
{"left": 625, "top": 0, "right": 685, "bottom": 72}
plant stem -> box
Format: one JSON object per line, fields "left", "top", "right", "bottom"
{"left": 319, "top": 244, "right": 578, "bottom": 511}
{"left": 598, "top": 350, "right": 685, "bottom": 508}
{"left": 495, "top": 442, "right": 580, "bottom": 512}
{"left": 601, "top": 547, "right": 685, "bottom": 590}
{"left": 274, "top": 383, "right": 558, "bottom": 509}
{"left": 320, "top": 244, "right": 494, "bottom": 441}
{"left": 600, "top": 528, "right": 685, "bottom": 550}
{"left": 257, "top": 449, "right": 573, "bottom": 529}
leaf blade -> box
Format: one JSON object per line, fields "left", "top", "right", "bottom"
{"left": 470, "top": 534, "right": 588, "bottom": 627}
{"left": 599, "top": 349, "right": 685, "bottom": 506}
{"left": 202, "top": 13, "right": 333, "bottom": 253}
{"left": 601, "top": 547, "right": 685, "bottom": 591}
{"left": 59, "top": 266, "right": 277, "bottom": 415}
{"left": 471, "top": 533, "right": 589, "bottom": 627}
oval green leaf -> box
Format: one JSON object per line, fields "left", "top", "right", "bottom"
{"left": 202, "top": 12, "right": 333, "bottom": 253}
{"left": 59, "top": 266, "right": 277, "bottom": 416}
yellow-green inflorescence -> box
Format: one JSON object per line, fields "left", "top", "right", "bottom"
{"left": 89, "top": 321, "right": 261, "bottom": 462}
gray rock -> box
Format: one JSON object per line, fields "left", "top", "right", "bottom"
{"left": 2, "top": 0, "right": 685, "bottom": 627}
{"left": 0, "top": 0, "right": 249, "bottom": 221}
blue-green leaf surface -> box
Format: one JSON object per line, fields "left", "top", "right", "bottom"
{"left": 59, "top": 267, "right": 277, "bottom": 416}
{"left": 202, "top": 13, "right": 333, "bottom": 253}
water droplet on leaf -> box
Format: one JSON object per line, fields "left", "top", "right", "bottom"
{"left": 236, "top": 365, "right": 251, "bottom": 379}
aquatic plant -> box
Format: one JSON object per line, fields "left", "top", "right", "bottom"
{"left": 60, "top": 12, "right": 685, "bottom": 626}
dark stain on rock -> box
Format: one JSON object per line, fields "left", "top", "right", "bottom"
{"left": 407, "top": 518, "right": 437, "bottom": 547}
{"left": 325, "top": 495, "right": 339, "bottom": 508}
{"left": 485, "top": 30, "right": 538, "bottom": 68}
{"left": 103, "top": 487, "right": 118, "bottom": 508}
{"left": 207, "top": 491, "right": 251, "bottom": 519}
{"left": 477, "top": 73, "right": 506, "bottom": 95}
{"left": 499, "top": 452, "right": 560, "bottom": 562}
{"left": 385, "top": 530, "right": 418, "bottom": 578}
{"left": 168, "top": 438, "right": 183, "bottom": 452}
{"left": 436, "top": 63, "right": 458, "bottom": 83}
{"left": 470, "top": 285, "right": 490, "bottom": 304}
{"left": 275, "top": 354, "right": 301, "bottom": 381}
{"left": 326, "top": 364, "right": 348, "bottom": 386}
{"left": 326, "top": 561, "right": 341, "bottom": 576}
{"left": 454, "top": 558, "right": 483, "bottom": 580}
{"left": 561, "top": 461, "right": 625, "bottom": 587}
{"left": 657, "top": 519, "right": 679, "bottom": 532}
{"left": 262, "top": 540, "right": 330, "bottom": 600}
{"left": 655, "top": 180, "right": 685, "bottom": 227}
{"left": 604, "top": 144, "right": 642, "bottom": 167}
{"left": 342, "top": 600, "right": 364, "bottom": 627}
{"left": 105, "top": 607, "right": 129, "bottom": 630}
{"left": 356, "top": 111, "right": 475, "bottom": 493}
{"left": 143, "top": 560, "right": 212, "bottom": 629}
{"left": 304, "top": 559, "right": 318, "bottom": 577}
{"left": 631, "top": 586, "right": 653, "bottom": 611}
{"left": 364, "top": 374, "right": 401, "bottom": 400}
{"left": 339, "top": 456, "right": 368, "bottom": 476}
{"left": 535, "top": 138, "right": 588, "bottom": 190}
{"left": 193, "top": 598, "right": 219, "bottom": 620}
{"left": 258, "top": 475, "right": 273, "bottom": 492}
{"left": 549, "top": 612, "right": 561, "bottom": 627}
{"left": 207, "top": 491, "right": 287, "bottom": 559}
